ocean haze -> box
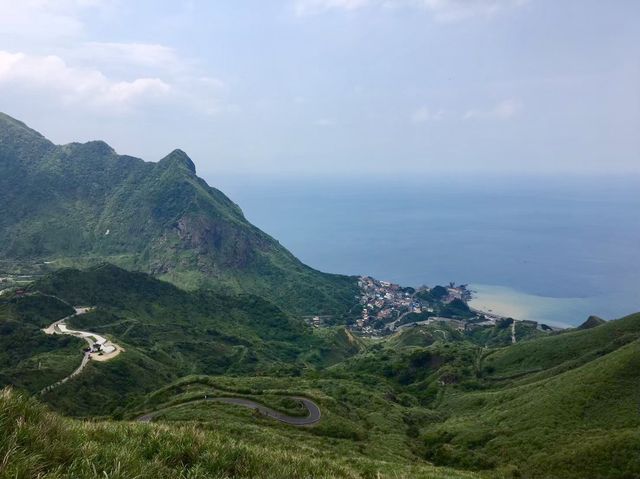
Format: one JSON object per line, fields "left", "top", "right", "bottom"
{"left": 215, "top": 174, "right": 640, "bottom": 327}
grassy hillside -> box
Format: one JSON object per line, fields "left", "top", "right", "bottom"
{"left": 129, "top": 375, "right": 437, "bottom": 465}
{"left": 0, "top": 388, "right": 479, "bottom": 479}
{"left": 465, "top": 319, "right": 546, "bottom": 347}
{"left": 0, "top": 293, "right": 84, "bottom": 393}
{"left": 482, "top": 312, "right": 640, "bottom": 379}
{"left": 420, "top": 338, "right": 640, "bottom": 478}
{"left": 319, "top": 314, "right": 640, "bottom": 478}
{"left": 8, "top": 264, "right": 362, "bottom": 416}
{"left": 2, "top": 263, "right": 639, "bottom": 478}
{"left": 0, "top": 112, "right": 359, "bottom": 317}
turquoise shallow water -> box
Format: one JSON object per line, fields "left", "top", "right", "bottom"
{"left": 214, "top": 175, "right": 640, "bottom": 327}
{"left": 467, "top": 284, "right": 633, "bottom": 328}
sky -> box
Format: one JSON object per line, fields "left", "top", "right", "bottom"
{"left": 0, "top": 0, "right": 638, "bottom": 178}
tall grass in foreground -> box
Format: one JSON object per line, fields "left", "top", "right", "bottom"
{"left": 0, "top": 388, "right": 478, "bottom": 479}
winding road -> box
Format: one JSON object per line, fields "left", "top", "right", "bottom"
{"left": 40, "top": 307, "right": 320, "bottom": 426}
{"left": 40, "top": 307, "right": 122, "bottom": 394}
{"left": 137, "top": 396, "right": 321, "bottom": 426}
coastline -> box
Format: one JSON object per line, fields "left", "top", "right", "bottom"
{"left": 469, "top": 284, "right": 593, "bottom": 329}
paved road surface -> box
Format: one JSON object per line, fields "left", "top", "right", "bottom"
{"left": 40, "top": 350, "right": 91, "bottom": 395}
{"left": 40, "top": 307, "right": 121, "bottom": 394}
{"left": 137, "top": 396, "right": 321, "bottom": 426}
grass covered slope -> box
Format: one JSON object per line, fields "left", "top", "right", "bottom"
{"left": 482, "top": 312, "right": 640, "bottom": 379}
{"left": 417, "top": 313, "right": 640, "bottom": 478}
{"left": 0, "top": 112, "right": 358, "bottom": 316}
{"left": 0, "top": 388, "right": 479, "bottom": 479}
{"left": 18, "top": 264, "right": 361, "bottom": 416}
{"left": 0, "top": 293, "right": 84, "bottom": 394}
{"left": 317, "top": 312, "right": 640, "bottom": 477}
{"left": 421, "top": 338, "right": 640, "bottom": 477}
{"left": 1, "top": 264, "right": 638, "bottom": 478}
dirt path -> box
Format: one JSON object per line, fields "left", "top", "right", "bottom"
{"left": 137, "top": 396, "right": 322, "bottom": 426}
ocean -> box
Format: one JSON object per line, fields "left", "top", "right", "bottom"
{"left": 214, "top": 174, "right": 640, "bottom": 328}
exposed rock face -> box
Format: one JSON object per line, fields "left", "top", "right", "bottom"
{"left": 578, "top": 315, "right": 607, "bottom": 329}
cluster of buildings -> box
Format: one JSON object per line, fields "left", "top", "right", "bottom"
{"left": 303, "top": 276, "right": 530, "bottom": 338}
{"left": 88, "top": 338, "right": 117, "bottom": 355}
{"left": 353, "top": 277, "right": 478, "bottom": 336}
{"left": 356, "top": 277, "right": 420, "bottom": 333}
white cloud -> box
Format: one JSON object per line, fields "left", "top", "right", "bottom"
{"left": 0, "top": 50, "right": 170, "bottom": 113}
{"left": 411, "top": 106, "right": 446, "bottom": 123}
{"left": 463, "top": 98, "right": 522, "bottom": 120}
{"left": 294, "top": 0, "right": 528, "bottom": 20}
{"left": 0, "top": 47, "right": 225, "bottom": 116}
{"left": 0, "top": 0, "right": 227, "bottom": 117}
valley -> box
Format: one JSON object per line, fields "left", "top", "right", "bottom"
{"left": 1, "top": 264, "right": 638, "bottom": 478}
{"left": 0, "top": 113, "right": 638, "bottom": 479}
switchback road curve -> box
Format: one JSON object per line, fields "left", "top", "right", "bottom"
{"left": 136, "top": 396, "right": 321, "bottom": 426}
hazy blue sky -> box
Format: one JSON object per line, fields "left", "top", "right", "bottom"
{"left": 0, "top": 0, "right": 638, "bottom": 177}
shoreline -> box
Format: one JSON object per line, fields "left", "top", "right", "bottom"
{"left": 468, "top": 283, "right": 592, "bottom": 329}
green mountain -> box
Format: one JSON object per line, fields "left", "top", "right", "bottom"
{"left": 0, "top": 266, "right": 476, "bottom": 479}
{"left": 0, "top": 112, "right": 358, "bottom": 316}
{"left": 1, "top": 265, "right": 639, "bottom": 478}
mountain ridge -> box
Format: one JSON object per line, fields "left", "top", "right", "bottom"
{"left": 0, "top": 112, "right": 358, "bottom": 316}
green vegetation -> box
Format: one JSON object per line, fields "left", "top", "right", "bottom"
{"left": 324, "top": 314, "right": 640, "bottom": 477}
{"left": 0, "top": 388, "right": 479, "bottom": 479}
{"left": 439, "top": 299, "right": 474, "bottom": 319}
{"left": 420, "top": 334, "right": 640, "bottom": 478}
{"left": 0, "top": 293, "right": 74, "bottom": 328}
{"left": 416, "top": 285, "right": 449, "bottom": 304}
{"left": 0, "top": 112, "right": 359, "bottom": 317}
{"left": 113, "top": 373, "right": 482, "bottom": 474}
{"left": 1, "top": 265, "right": 639, "bottom": 478}
{"left": 482, "top": 312, "right": 640, "bottom": 377}
{"left": 13, "top": 264, "right": 359, "bottom": 417}
{"left": 2, "top": 113, "right": 639, "bottom": 478}
{"left": 0, "top": 293, "right": 84, "bottom": 393}
{"left": 465, "top": 319, "right": 545, "bottom": 347}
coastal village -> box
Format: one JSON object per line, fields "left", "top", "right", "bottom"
{"left": 4, "top": 268, "right": 546, "bottom": 343}
{"left": 349, "top": 276, "right": 515, "bottom": 337}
